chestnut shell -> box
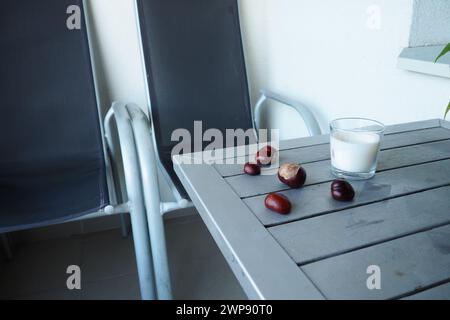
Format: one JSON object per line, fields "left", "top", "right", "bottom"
{"left": 331, "top": 180, "right": 355, "bottom": 201}
{"left": 244, "top": 162, "right": 261, "bottom": 176}
{"left": 278, "top": 163, "right": 307, "bottom": 188}
{"left": 256, "top": 145, "right": 278, "bottom": 166}
{"left": 265, "top": 193, "right": 292, "bottom": 215}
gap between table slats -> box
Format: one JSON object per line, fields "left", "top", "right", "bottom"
{"left": 268, "top": 186, "right": 450, "bottom": 265}
{"left": 214, "top": 119, "right": 441, "bottom": 168}
{"left": 400, "top": 280, "right": 450, "bottom": 300}
{"left": 216, "top": 125, "right": 450, "bottom": 178}
{"left": 227, "top": 139, "right": 450, "bottom": 198}
{"left": 244, "top": 159, "right": 450, "bottom": 227}
{"left": 301, "top": 224, "right": 450, "bottom": 300}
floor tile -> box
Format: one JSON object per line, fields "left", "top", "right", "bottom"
{"left": 166, "top": 215, "right": 247, "bottom": 300}
{"left": 78, "top": 274, "right": 141, "bottom": 300}
{"left": 17, "top": 274, "right": 140, "bottom": 300}
{"left": 166, "top": 215, "right": 220, "bottom": 263}
{"left": 0, "top": 237, "right": 82, "bottom": 299}
{"left": 81, "top": 214, "right": 125, "bottom": 234}
{"left": 2, "top": 214, "right": 247, "bottom": 300}
{"left": 80, "top": 230, "right": 137, "bottom": 282}
{"left": 171, "top": 250, "right": 246, "bottom": 300}
{"left": 12, "top": 221, "right": 83, "bottom": 244}
{"left": 18, "top": 287, "right": 82, "bottom": 300}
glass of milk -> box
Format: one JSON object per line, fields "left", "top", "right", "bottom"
{"left": 330, "top": 118, "right": 385, "bottom": 180}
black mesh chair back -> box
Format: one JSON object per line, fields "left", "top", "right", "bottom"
{"left": 0, "top": 0, "right": 109, "bottom": 232}
{"left": 137, "top": 0, "right": 254, "bottom": 197}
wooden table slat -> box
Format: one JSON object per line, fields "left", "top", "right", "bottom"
{"left": 227, "top": 139, "right": 450, "bottom": 198}
{"left": 215, "top": 125, "right": 450, "bottom": 178}
{"left": 173, "top": 119, "right": 450, "bottom": 300}
{"left": 269, "top": 186, "right": 450, "bottom": 265}
{"left": 245, "top": 159, "right": 450, "bottom": 226}
{"left": 302, "top": 224, "right": 450, "bottom": 300}
{"left": 279, "top": 119, "right": 440, "bottom": 151}
{"left": 402, "top": 282, "right": 450, "bottom": 300}
{"left": 383, "top": 118, "right": 440, "bottom": 134}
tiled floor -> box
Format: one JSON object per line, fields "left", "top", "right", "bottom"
{"left": 0, "top": 214, "right": 247, "bottom": 300}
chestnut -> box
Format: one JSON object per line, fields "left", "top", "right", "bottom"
{"left": 265, "top": 193, "right": 292, "bottom": 215}
{"left": 331, "top": 180, "right": 355, "bottom": 201}
{"left": 244, "top": 162, "right": 261, "bottom": 176}
{"left": 256, "top": 145, "right": 278, "bottom": 166}
{"left": 278, "top": 163, "right": 307, "bottom": 188}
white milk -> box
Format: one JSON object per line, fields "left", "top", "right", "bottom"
{"left": 330, "top": 131, "right": 381, "bottom": 173}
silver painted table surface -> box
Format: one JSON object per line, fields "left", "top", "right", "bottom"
{"left": 173, "top": 119, "right": 450, "bottom": 300}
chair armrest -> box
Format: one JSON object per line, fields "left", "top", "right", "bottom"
{"left": 254, "top": 90, "right": 322, "bottom": 136}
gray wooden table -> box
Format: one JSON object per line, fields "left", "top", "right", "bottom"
{"left": 173, "top": 119, "right": 450, "bottom": 300}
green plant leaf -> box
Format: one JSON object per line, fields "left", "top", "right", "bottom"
{"left": 445, "top": 102, "right": 450, "bottom": 119}
{"left": 435, "top": 43, "right": 450, "bottom": 62}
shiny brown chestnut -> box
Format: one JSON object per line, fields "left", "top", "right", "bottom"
{"left": 331, "top": 180, "right": 355, "bottom": 201}
{"left": 278, "top": 163, "right": 307, "bottom": 188}
{"left": 256, "top": 145, "right": 278, "bottom": 166}
{"left": 265, "top": 193, "right": 292, "bottom": 215}
{"left": 244, "top": 162, "right": 261, "bottom": 176}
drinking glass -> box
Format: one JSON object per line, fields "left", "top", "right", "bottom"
{"left": 330, "top": 118, "right": 385, "bottom": 180}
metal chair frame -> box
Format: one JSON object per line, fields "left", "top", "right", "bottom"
{"left": 131, "top": 0, "right": 322, "bottom": 301}
{"left": 1, "top": 1, "right": 322, "bottom": 301}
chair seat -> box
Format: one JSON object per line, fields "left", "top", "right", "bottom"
{"left": 0, "top": 157, "right": 108, "bottom": 233}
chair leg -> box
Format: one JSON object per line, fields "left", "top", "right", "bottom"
{"left": 128, "top": 209, "right": 157, "bottom": 300}
{"left": 1, "top": 234, "right": 13, "bottom": 260}
{"left": 122, "top": 103, "right": 173, "bottom": 299}
{"left": 119, "top": 212, "right": 130, "bottom": 238}
{"left": 147, "top": 206, "right": 172, "bottom": 300}
{"left": 110, "top": 102, "right": 157, "bottom": 299}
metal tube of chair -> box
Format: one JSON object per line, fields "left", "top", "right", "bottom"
{"left": 111, "top": 102, "right": 156, "bottom": 300}
{"left": 254, "top": 90, "right": 322, "bottom": 136}
{"left": 105, "top": 108, "right": 130, "bottom": 237}
{"left": 126, "top": 103, "right": 173, "bottom": 300}
{"left": 253, "top": 94, "right": 267, "bottom": 137}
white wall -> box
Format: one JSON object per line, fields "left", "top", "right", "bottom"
{"left": 85, "top": 0, "right": 450, "bottom": 198}
{"left": 85, "top": 0, "right": 147, "bottom": 115}
{"left": 86, "top": 0, "right": 450, "bottom": 137}
{"left": 239, "top": 0, "right": 450, "bottom": 138}
{"left": 85, "top": 0, "right": 175, "bottom": 201}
